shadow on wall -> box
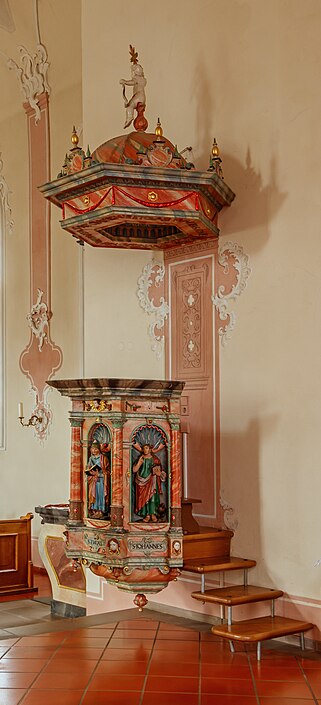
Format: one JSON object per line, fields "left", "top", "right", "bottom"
{"left": 192, "top": 57, "right": 215, "bottom": 172}
{"left": 220, "top": 415, "right": 280, "bottom": 587}
{"left": 191, "top": 59, "right": 287, "bottom": 254}
{"left": 220, "top": 149, "right": 288, "bottom": 252}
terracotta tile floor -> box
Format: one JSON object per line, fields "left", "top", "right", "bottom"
{"left": 0, "top": 574, "right": 320, "bottom": 704}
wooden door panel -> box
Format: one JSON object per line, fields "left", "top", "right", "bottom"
{"left": 0, "top": 514, "right": 37, "bottom": 597}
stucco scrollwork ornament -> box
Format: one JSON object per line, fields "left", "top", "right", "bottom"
{"left": 7, "top": 43, "right": 50, "bottom": 123}
{"left": 0, "top": 153, "right": 13, "bottom": 234}
{"left": 212, "top": 241, "right": 251, "bottom": 346}
{"left": 219, "top": 489, "right": 239, "bottom": 532}
{"left": 32, "top": 399, "right": 51, "bottom": 443}
{"left": 27, "top": 288, "right": 49, "bottom": 351}
{"left": 137, "top": 260, "right": 169, "bottom": 359}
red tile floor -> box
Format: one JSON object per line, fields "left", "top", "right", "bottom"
{"left": 1, "top": 575, "right": 321, "bottom": 704}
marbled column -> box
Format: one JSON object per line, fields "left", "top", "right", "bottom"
{"left": 69, "top": 418, "right": 83, "bottom": 524}
{"left": 110, "top": 421, "right": 124, "bottom": 528}
{"left": 170, "top": 424, "right": 182, "bottom": 527}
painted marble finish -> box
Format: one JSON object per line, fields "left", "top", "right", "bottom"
{"left": 50, "top": 378, "right": 185, "bottom": 597}
{"left": 45, "top": 536, "right": 85, "bottom": 591}
{"left": 92, "top": 132, "right": 188, "bottom": 169}
{"left": 48, "top": 377, "right": 184, "bottom": 397}
{"left": 39, "top": 137, "right": 235, "bottom": 250}
{"left": 35, "top": 505, "right": 69, "bottom": 525}
{"left": 111, "top": 425, "right": 123, "bottom": 508}
{"left": 170, "top": 428, "right": 181, "bottom": 509}
{"left": 69, "top": 423, "right": 83, "bottom": 524}
{"left": 37, "top": 521, "right": 86, "bottom": 610}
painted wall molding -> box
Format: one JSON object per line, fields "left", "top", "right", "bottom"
{"left": 7, "top": 43, "right": 50, "bottom": 123}
{"left": 19, "top": 92, "right": 62, "bottom": 443}
{"left": 14, "top": 3, "right": 62, "bottom": 442}
{"left": 0, "top": 154, "right": 13, "bottom": 235}
{"left": 137, "top": 260, "right": 169, "bottom": 359}
{"left": 212, "top": 241, "right": 251, "bottom": 346}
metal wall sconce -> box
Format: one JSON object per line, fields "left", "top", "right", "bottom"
{"left": 18, "top": 402, "right": 43, "bottom": 428}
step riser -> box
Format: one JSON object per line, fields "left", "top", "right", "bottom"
{"left": 183, "top": 530, "right": 233, "bottom": 561}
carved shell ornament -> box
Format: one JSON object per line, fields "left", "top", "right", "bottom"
{"left": 212, "top": 242, "right": 251, "bottom": 345}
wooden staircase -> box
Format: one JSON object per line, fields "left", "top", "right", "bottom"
{"left": 183, "top": 529, "right": 313, "bottom": 660}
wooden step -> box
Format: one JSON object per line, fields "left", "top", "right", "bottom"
{"left": 183, "top": 529, "right": 233, "bottom": 562}
{"left": 183, "top": 555, "right": 256, "bottom": 574}
{"left": 191, "top": 584, "right": 283, "bottom": 606}
{"left": 212, "top": 615, "right": 314, "bottom": 661}
{"left": 212, "top": 615, "right": 313, "bottom": 643}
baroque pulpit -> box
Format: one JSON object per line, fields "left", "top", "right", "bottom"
{"left": 39, "top": 46, "right": 235, "bottom": 609}
{"left": 48, "top": 378, "right": 184, "bottom": 607}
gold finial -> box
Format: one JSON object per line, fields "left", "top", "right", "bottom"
{"left": 208, "top": 137, "right": 224, "bottom": 179}
{"left": 129, "top": 44, "right": 138, "bottom": 65}
{"left": 71, "top": 125, "right": 79, "bottom": 148}
{"left": 155, "top": 117, "right": 163, "bottom": 139}
{"left": 212, "top": 137, "right": 220, "bottom": 158}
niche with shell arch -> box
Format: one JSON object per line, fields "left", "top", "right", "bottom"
{"left": 85, "top": 422, "right": 112, "bottom": 520}
{"left": 131, "top": 424, "right": 169, "bottom": 524}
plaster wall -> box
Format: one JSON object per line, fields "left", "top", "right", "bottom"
{"left": 82, "top": 0, "right": 321, "bottom": 623}
{"left": 83, "top": 246, "right": 163, "bottom": 379}
{"left": 0, "top": 0, "right": 82, "bottom": 539}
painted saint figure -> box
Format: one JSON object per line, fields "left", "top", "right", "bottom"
{"left": 133, "top": 443, "right": 166, "bottom": 523}
{"left": 86, "top": 440, "right": 110, "bottom": 519}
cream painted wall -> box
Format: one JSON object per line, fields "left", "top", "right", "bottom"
{"left": 0, "top": 0, "right": 82, "bottom": 539}
{"left": 82, "top": 0, "right": 321, "bottom": 607}
{"left": 217, "top": 0, "right": 321, "bottom": 600}
{"left": 84, "top": 247, "right": 164, "bottom": 379}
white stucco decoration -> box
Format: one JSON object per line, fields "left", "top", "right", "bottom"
{"left": 137, "top": 260, "right": 169, "bottom": 359}
{"left": 212, "top": 241, "right": 251, "bottom": 346}
{"left": 0, "top": 154, "right": 13, "bottom": 235}
{"left": 219, "top": 489, "right": 239, "bottom": 532}
{"left": 32, "top": 397, "right": 52, "bottom": 443}
{"left": 27, "top": 288, "right": 49, "bottom": 351}
{"left": 7, "top": 43, "right": 50, "bottom": 123}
